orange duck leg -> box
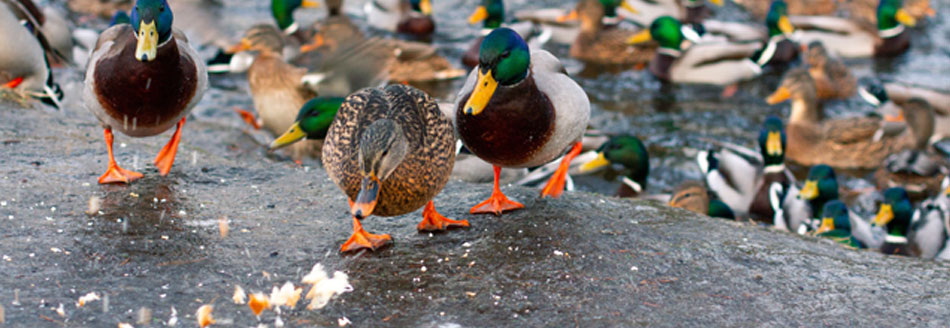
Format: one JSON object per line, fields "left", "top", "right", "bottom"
{"left": 340, "top": 216, "right": 392, "bottom": 252}
{"left": 154, "top": 117, "right": 185, "bottom": 176}
{"left": 98, "top": 128, "right": 143, "bottom": 184}
{"left": 470, "top": 166, "right": 525, "bottom": 216}
{"left": 417, "top": 201, "right": 469, "bottom": 231}
{"left": 540, "top": 142, "right": 583, "bottom": 198}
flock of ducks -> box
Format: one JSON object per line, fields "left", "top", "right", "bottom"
{"left": 1, "top": 0, "right": 948, "bottom": 258}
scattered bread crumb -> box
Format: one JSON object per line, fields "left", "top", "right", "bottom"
{"left": 248, "top": 292, "right": 269, "bottom": 316}
{"left": 196, "top": 304, "right": 215, "bottom": 328}
{"left": 269, "top": 282, "right": 302, "bottom": 309}
{"left": 233, "top": 285, "right": 246, "bottom": 304}
{"left": 86, "top": 197, "right": 101, "bottom": 215}
{"left": 118, "top": 323, "right": 134, "bottom": 328}
{"left": 77, "top": 292, "right": 100, "bottom": 307}
{"left": 218, "top": 216, "right": 229, "bottom": 238}
{"left": 338, "top": 317, "right": 351, "bottom": 327}
{"left": 55, "top": 303, "right": 65, "bottom": 317}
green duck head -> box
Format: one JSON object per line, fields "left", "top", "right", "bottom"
{"left": 599, "top": 0, "right": 638, "bottom": 18}
{"left": 872, "top": 187, "right": 912, "bottom": 237}
{"left": 757, "top": 116, "right": 786, "bottom": 168}
{"left": 469, "top": 0, "right": 504, "bottom": 28}
{"left": 110, "top": 10, "right": 131, "bottom": 26}
{"left": 629, "top": 16, "right": 683, "bottom": 51}
{"left": 708, "top": 198, "right": 736, "bottom": 220}
{"left": 409, "top": 0, "right": 433, "bottom": 15}
{"left": 130, "top": 0, "right": 174, "bottom": 62}
{"left": 765, "top": 0, "right": 793, "bottom": 37}
{"left": 352, "top": 119, "right": 411, "bottom": 219}
{"left": 271, "top": 0, "right": 320, "bottom": 32}
{"left": 270, "top": 97, "right": 345, "bottom": 150}
{"left": 462, "top": 27, "right": 530, "bottom": 116}
{"left": 798, "top": 164, "right": 839, "bottom": 215}
{"left": 815, "top": 200, "right": 862, "bottom": 248}
{"left": 578, "top": 135, "right": 650, "bottom": 193}
{"left": 878, "top": 0, "right": 916, "bottom": 31}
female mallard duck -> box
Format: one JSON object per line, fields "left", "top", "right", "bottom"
{"left": 82, "top": 0, "right": 208, "bottom": 184}
{"left": 629, "top": 16, "right": 763, "bottom": 85}
{"left": 802, "top": 41, "right": 855, "bottom": 100}
{"left": 669, "top": 181, "right": 736, "bottom": 220}
{"left": 732, "top": 0, "right": 833, "bottom": 20}
{"left": 766, "top": 68, "right": 920, "bottom": 170}
{"left": 269, "top": 97, "right": 344, "bottom": 150}
{"left": 455, "top": 28, "right": 590, "bottom": 215}
{"left": 0, "top": 0, "right": 63, "bottom": 108}
{"left": 365, "top": 0, "right": 434, "bottom": 38}
{"left": 699, "top": 116, "right": 795, "bottom": 222}
{"left": 322, "top": 84, "right": 464, "bottom": 252}
{"left": 909, "top": 181, "right": 950, "bottom": 259}
{"left": 577, "top": 135, "right": 650, "bottom": 198}
{"left": 513, "top": 0, "right": 639, "bottom": 46}
{"left": 871, "top": 187, "right": 915, "bottom": 255}
{"left": 569, "top": 0, "right": 655, "bottom": 66}
{"left": 787, "top": 0, "right": 917, "bottom": 58}
{"left": 860, "top": 78, "right": 950, "bottom": 143}
{"left": 872, "top": 98, "right": 945, "bottom": 198}
{"left": 771, "top": 164, "right": 838, "bottom": 233}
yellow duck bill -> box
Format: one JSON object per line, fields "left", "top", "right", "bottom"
{"left": 463, "top": 69, "right": 498, "bottom": 116}
{"left": 135, "top": 21, "right": 158, "bottom": 62}
{"left": 269, "top": 122, "right": 307, "bottom": 150}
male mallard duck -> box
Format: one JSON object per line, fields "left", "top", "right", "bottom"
{"left": 815, "top": 200, "right": 866, "bottom": 249}
{"left": 732, "top": 0, "right": 832, "bottom": 20}
{"left": 802, "top": 41, "right": 855, "bottom": 100}
{"left": 269, "top": 97, "right": 344, "bottom": 150}
{"left": 0, "top": 0, "right": 63, "bottom": 108}
{"left": 365, "top": 0, "right": 434, "bottom": 38}
{"left": 577, "top": 135, "right": 650, "bottom": 198}
{"left": 700, "top": 116, "right": 795, "bottom": 222}
{"left": 455, "top": 28, "right": 590, "bottom": 215}
{"left": 669, "top": 181, "right": 736, "bottom": 220}
{"left": 871, "top": 187, "right": 914, "bottom": 255}
{"left": 629, "top": 16, "right": 763, "bottom": 85}
{"left": 860, "top": 78, "right": 950, "bottom": 144}
{"left": 749, "top": 0, "right": 799, "bottom": 67}
{"left": 464, "top": 0, "right": 543, "bottom": 68}
{"left": 872, "top": 98, "right": 946, "bottom": 198}
{"left": 569, "top": 0, "right": 655, "bottom": 66}
{"left": 840, "top": 0, "right": 933, "bottom": 32}
{"left": 788, "top": 0, "right": 917, "bottom": 58}
{"left": 82, "top": 0, "right": 208, "bottom": 184}
{"left": 271, "top": 0, "right": 321, "bottom": 44}
{"left": 909, "top": 181, "right": 950, "bottom": 259}
{"left": 766, "top": 68, "right": 919, "bottom": 169}
{"left": 771, "top": 164, "right": 838, "bottom": 233}
{"left": 322, "top": 84, "right": 463, "bottom": 252}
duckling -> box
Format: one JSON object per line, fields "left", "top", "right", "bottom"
{"left": 815, "top": 200, "right": 866, "bottom": 249}
{"left": 771, "top": 164, "right": 838, "bottom": 233}
{"left": 859, "top": 78, "right": 950, "bottom": 144}
{"left": 365, "top": 0, "right": 435, "bottom": 38}
{"left": 766, "top": 68, "right": 920, "bottom": 170}
{"left": 872, "top": 98, "right": 946, "bottom": 199}
{"left": 0, "top": 0, "right": 63, "bottom": 108}
{"left": 322, "top": 84, "right": 463, "bottom": 252}
{"left": 455, "top": 28, "right": 590, "bottom": 215}
{"left": 82, "top": 0, "right": 208, "bottom": 183}
{"left": 669, "top": 181, "right": 736, "bottom": 220}
{"left": 788, "top": 0, "right": 917, "bottom": 58}
{"left": 570, "top": 0, "right": 655, "bottom": 66}
{"left": 629, "top": 16, "right": 763, "bottom": 85}
{"left": 909, "top": 180, "right": 950, "bottom": 259}
{"left": 871, "top": 187, "right": 915, "bottom": 255}
{"left": 802, "top": 41, "right": 855, "bottom": 100}
{"left": 577, "top": 135, "right": 650, "bottom": 198}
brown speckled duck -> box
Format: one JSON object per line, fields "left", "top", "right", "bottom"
{"left": 322, "top": 84, "right": 463, "bottom": 252}
{"left": 569, "top": 0, "right": 655, "bottom": 66}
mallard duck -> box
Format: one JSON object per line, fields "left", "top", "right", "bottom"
{"left": 749, "top": 0, "right": 799, "bottom": 67}
{"left": 787, "top": 0, "right": 917, "bottom": 58}
{"left": 699, "top": 116, "right": 796, "bottom": 222}
{"left": 576, "top": 135, "right": 650, "bottom": 197}
{"left": 771, "top": 164, "right": 838, "bottom": 233}
{"left": 732, "top": 0, "right": 833, "bottom": 20}
{"left": 454, "top": 28, "right": 590, "bottom": 215}
{"left": 82, "top": 0, "right": 208, "bottom": 184}
{"left": 629, "top": 16, "right": 763, "bottom": 85}
{"left": 513, "top": 0, "right": 639, "bottom": 46}
{"left": 365, "top": 0, "right": 434, "bottom": 38}
{"left": 669, "top": 181, "right": 736, "bottom": 220}
{"left": 871, "top": 187, "right": 915, "bottom": 255}
{"left": 766, "top": 68, "right": 920, "bottom": 169}
{"left": 840, "top": 0, "right": 933, "bottom": 32}
{"left": 909, "top": 180, "right": 950, "bottom": 259}
{"left": 859, "top": 78, "right": 950, "bottom": 144}
{"left": 815, "top": 200, "right": 866, "bottom": 249}
{"left": 0, "top": 0, "right": 63, "bottom": 108}
{"left": 569, "top": 0, "right": 655, "bottom": 66}
{"left": 270, "top": 0, "right": 321, "bottom": 43}
{"left": 463, "top": 0, "right": 543, "bottom": 68}
{"left": 872, "top": 98, "right": 946, "bottom": 199}
{"left": 268, "top": 97, "right": 344, "bottom": 150}
{"left": 322, "top": 84, "right": 463, "bottom": 252}
{"left": 802, "top": 41, "right": 855, "bottom": 100}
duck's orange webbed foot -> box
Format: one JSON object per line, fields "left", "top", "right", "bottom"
{"left": 470, "top": 166, "right": 524, "bottom": 216}
{"left": 540, "top": 142, "right": 583, "bottom": 198}
{"left": 340, "top": 216, "right": 392, "bottom": 253}
{"left": 98, "top": 128, "right": 142, "bottom": 184}
{"left": 418, "top": 201, "right": 469, "bottom": 231}
{"left": 233, "top": 107, "right": 261, "bottom": 130}
{"left": 154, "top": 117, "right": 186, "bottom": 176}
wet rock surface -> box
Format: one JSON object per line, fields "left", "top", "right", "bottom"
{"left": 2, "top": 104, "right": 950, "bottom": 327}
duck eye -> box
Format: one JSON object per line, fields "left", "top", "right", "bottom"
{"left": 160, "top": 5, "right": 165, "bottom": 11}
{"left": 501, "top": 50, "right": 510, "bottom": 58}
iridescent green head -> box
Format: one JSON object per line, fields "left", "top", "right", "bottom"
{"left": 765, "top": 0, "right": 793, "bottom": 37}
{"left": 757, "top": 116, "right": 786, "bottom": 167}
{"left": 872, "top": 187, "right": 912, "bottom": 237}
{"left": 877, "top": 0, "right": 916, "bottom": 30}
{"left": 648, "top": 16, "right": 684, "bottom": 50}
{"left": 269, "top": 97, "right": 344, "bottom": 150}
{"left": 579, "top": 135, "right": 650, "bottom": 193}
{"left": 110, "top": 10, "right": 131, "bottom": 26}
{"left": 469, "top": 0, "right": 504, "bottom": 28}
{"left": 409, "top": 0, "right": 433, "bottom": 15}
{"left": 798, "top": 164, "right": 839, "bottom": 216}
{"left": 815, "top": 200, "right": 862, "bottom": 249}
{"left": 271, "top": 0, "right": 320, "bottom": 31}
{"left": 130, "top": 0, "right": 173, "bottom": 61}
{"left": 708, "top": 199, "right": 736, "bottom": 220}
{"left": 462, "top": 28, "right": 529, "bottom": 115}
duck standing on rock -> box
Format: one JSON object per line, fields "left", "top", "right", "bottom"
{"left": 322, "top": 84, "right": 464, "bottom": 252}
{"left": 455, "top": 28, "right": 590, "bottom": 215}
{"left": 82, "top": 0, "right": 207, "bottom": 184}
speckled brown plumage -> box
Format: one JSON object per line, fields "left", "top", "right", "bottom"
{"left": 804, "top": 42, "right": 855, "bottom": 100}
{"left": 734, "top": 0, "right": 835, "bottom": 20}
{"left": 322, "top": 84, "right": 456, "bottom": 217}
{"left": 247, "top": 49, "right": 319, "bottom": 160}
{"left": 570, "top": 0, "right": 655, "bottom": 66}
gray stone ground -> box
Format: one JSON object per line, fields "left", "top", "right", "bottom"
{"left": 2, "top": 102, "right": 950, "bottom": 327}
